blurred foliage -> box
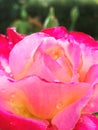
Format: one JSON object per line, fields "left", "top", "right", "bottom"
{"left": 11, "top": 7, "right": 33, "bottom": 34}
{"left": 1, "top": 0, "right": 98, "bottom": 38}
{"left": 69, "top": 6, "right": 79, "bottom": 31}
{"left": 0, "top": 0, "right": 21, "bottom": 33}
{"left": 93, "top": 112, "right": 98, "bottom": 117}
{"left": 43, "top": 7, "right": 59, "bottom": 28}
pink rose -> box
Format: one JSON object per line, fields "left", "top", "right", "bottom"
{"left": 0, "top": 28, "right": 25, "bottom": 76}
{"left": 0, "top": 26, "right": 98, "bottom": 130}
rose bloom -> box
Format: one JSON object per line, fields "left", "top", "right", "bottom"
{"left": 0, "top": 26, "right": 98, "bottom": 130}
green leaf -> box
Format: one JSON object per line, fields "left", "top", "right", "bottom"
{"left": 70, "top": 6, "right": 79, "bottom": 23}
{"left": 11, "top": 20, "right": 32, "bottom": 34}
{"left": 21, "top": 8, "right": 28, "bottom": 20}
{"left": 93, "top": 112, "right": 98, "bottom": 117}
{"left": 43, "top": 7, "right": 59, "bottom": 28}
{"left": 69, "top": 6, "right": 79, "bottom": 31}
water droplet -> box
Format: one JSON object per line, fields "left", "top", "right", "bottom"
{"left": 9, "top": 121, "right": 16, "bottom": 127}
{"left": 10, "top": 122, "right": 13, "bottom": 125}
{"left": 10, "top": 73, "right": 13, "bottom": 77}
{"left": 56, "top": 103, "right": 63, "bottom": 110}
{"left": 54, "top": 79, "right": 60, "bottom": 83}
{"left": 90, "top": 103, "right": 94, "bottom": 108}
{"left": 11, "top": 93, "right": 16, "bottom": 98}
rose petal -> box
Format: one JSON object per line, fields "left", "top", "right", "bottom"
{"left": 0, "top": 57, "right": 11, "bottom": 74}
{"left": 83, "top": 83, "right": 98, "bottom": 113}
{"left": 37, "top": 37, "right": 72, "bottom": 82}
{"left": 52, "top": 87, "right": 92, "bottom": 130}
{"left": 69, "top": 31, "right": 97, "bottom": 47}
{"left": 9, "top": 34, "right": 72, "bottom": 82}
{"left": 41, "top": 26, "right": 68, "bottom": 39}
{"left": 74, "top": 114, "right": 98, "bottom": 130}
{"left": 85, "top": 64, "right": 98, "bottom": 83}
{"left": 79, "top": 50, "right": 98, "bottom": 81}
{"left": 20, "top": 77, "right": 90, "bottom": 120}
{"left": 68, "top": 31, "right": 98, "bottom": 81}
{"left": 0, "top": 28, "right": 24, "bottom": 57}
{"left": 9, "top": 32, "right": 49, "bottom": 80}
{"left": 65, "top": 42, "right": 81, "bottom": 81}
{"left": 25, "top": 52, "right": 56, "bottom": 82}
{"left": 0, "top": 34, "right": 10, "bottom": 55}
{"left": 0, "top": 107, "right": 48, "bottom": 130}
{"left": 0, "top": 76, "right": 90, "bottom": 120}
{"left": 43, "top": 53, "right": 72, "bottom": 82}
{"left": 7, "top": 28, "right": 25, "bottom": 45}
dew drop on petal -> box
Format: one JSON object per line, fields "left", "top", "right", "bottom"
{"left": 56, "top": 103, "right": 63, "bottom": 110}
{"left": 9, "top": 121, "right": 16, "bottom": 127}
{"left": 90, "top": 103, "right": 95, "bottom": 108}
{"left": 10, "top": 93, "right": 16, "bottom": 98}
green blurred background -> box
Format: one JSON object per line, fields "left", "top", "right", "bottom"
{"left": 1, "top": 0, "right": 98, "bottom": 38}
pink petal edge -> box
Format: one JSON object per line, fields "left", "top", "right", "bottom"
{"left": 0, "top": 107, "right": 48, "bottom": 130}
{"left": 52, "top": 83, "right": 93, "bottom": 130}
{"left": 74, "top": 114, "right": 98, "bottom": 130}
{"left": 41, "top": 26, "right": 68, "bottom": 39}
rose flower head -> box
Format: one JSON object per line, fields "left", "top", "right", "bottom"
{"left": 0, "top": 26, "right": 98, "bottom": 130}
